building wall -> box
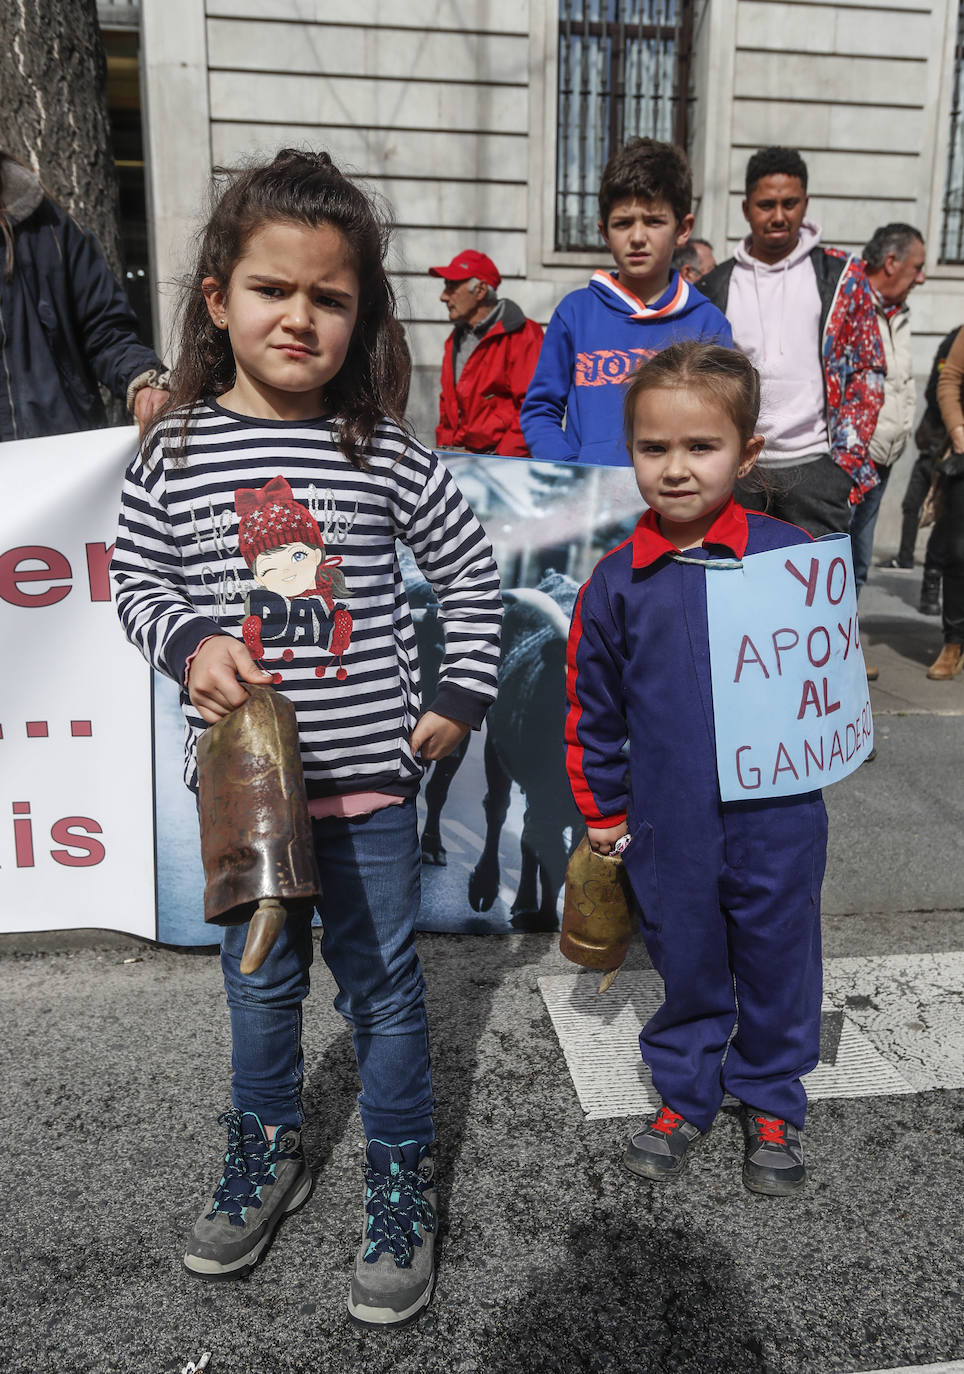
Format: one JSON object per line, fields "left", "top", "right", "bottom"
{"left": 202, "top": 0, "right": 538, "bottom": 445}
{"left": 695, "top": 0, "right": 964, "bottom": 379}
{"left": 142, "top": 0, "right": 964, "bottom": 454}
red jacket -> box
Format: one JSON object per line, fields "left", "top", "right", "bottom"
{"left": 436, "top": 299, "right": 543, "bottom": 456}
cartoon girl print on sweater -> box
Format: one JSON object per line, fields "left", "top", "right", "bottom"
{"left": 236, "top": 475, "right": 352, "bottom": 681}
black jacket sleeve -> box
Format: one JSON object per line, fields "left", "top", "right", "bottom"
{"left": 695, "top": 259, "right": 735, "bottom": 314}
{"left": 60, "top": 209, "right": 164, "bottom": 400}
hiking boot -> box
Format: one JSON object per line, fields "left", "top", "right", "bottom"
{"left": 920, "top": 568, "right": 941, "bottom": 616}
{"left": 348, "top": 1140, "right": 438, "bottom": 1326}
{"left": 623, "top": 1104, "right": 702, "bottom": 1180}
{"left": 927, "top": 643, "right": 964, "bottom": 680}
{"left": 183, "top": 1110, "right": 312, "bottom": 1279}
{"left": 741, "top": 1109, "right": 806, "bottom": 1196}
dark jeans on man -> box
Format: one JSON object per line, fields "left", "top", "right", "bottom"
{"left": 897, "top": 452, "right": 945, "bottom": 569}
{"left": 737, "top": 452, "right": 853, "bottom": 539}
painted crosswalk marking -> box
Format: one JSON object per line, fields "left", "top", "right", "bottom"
{"left": 538, "top": 952, "right": 964, "bottom": 1121}
{"left": 859, "top": 1365, "right": 964, "bottom": 1374}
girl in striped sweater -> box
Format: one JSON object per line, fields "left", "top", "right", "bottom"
{"left": 111, "top": 149, "right": 502, "bottom": 1324}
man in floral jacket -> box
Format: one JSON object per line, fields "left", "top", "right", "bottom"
{"left": 698, "top": 147, "right": 885, "bottom": 537}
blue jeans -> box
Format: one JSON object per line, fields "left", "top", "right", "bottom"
{"left": 220, "top": 797, "right": 434, "bottom": 1145}
{"left": 849, "top": 463, "right": 891, "bottom": 592}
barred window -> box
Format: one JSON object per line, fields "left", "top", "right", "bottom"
{"left": 941, "top": 1, "right": 964, "bottom": 263}
{"left": 555, "top": 0, "right": 693, "bottom": 253}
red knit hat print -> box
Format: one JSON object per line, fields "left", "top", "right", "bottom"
{"left": 235, "top": 476, "right": 323, "bottom": 567}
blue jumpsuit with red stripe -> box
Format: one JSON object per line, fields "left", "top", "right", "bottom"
{"left": 565, "top": 498, "right": 828, "bottom": 1132}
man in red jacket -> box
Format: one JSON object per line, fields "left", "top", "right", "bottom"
{"left": 429, "top": 250, "right": 543, "bottom": 456}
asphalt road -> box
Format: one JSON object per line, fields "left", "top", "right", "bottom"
{"left": 3, "top": 908, "right": 963, "bottom": 1374}
{"left": 3, "top": 565, "right": 963, "bottom": 1374}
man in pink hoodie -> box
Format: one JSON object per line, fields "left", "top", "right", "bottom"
{"left": 699, "top": 148, "right": 885, "bottom": 538}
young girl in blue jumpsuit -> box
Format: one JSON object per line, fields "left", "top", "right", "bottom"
{"left": 565, "top": 341, "right": 828, "bottom": 1196}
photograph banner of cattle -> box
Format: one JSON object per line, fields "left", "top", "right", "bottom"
{"left": 0, "top": 433, "right": 639, "bottom": 943}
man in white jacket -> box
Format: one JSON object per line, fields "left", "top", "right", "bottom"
{"left": 699, "top": 147, "right": 886, "bottom": 538}
{"left": 850, "top": 223, "right": 927, "bottom": 594}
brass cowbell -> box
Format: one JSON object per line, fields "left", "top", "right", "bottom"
{"left": 197, "top": 685, "right": 320, "bottom": 975}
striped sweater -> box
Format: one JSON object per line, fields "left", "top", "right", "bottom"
{"left": 111, "top": 400, "right": 503, "bottom": 796}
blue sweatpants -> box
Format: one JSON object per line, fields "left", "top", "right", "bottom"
{"left": 622, "top": 792, "right": 827, "bottom": 1133}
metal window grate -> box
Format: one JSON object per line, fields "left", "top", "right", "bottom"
{"left": 555, "top": 0, "right": 692, "bottom": 253}
{"left": 941, "top": 2, "right": 964, "bottom": 264}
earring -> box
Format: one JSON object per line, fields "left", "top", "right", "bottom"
{"left": 219, "top": 318, "right": 227, "bottom": 327}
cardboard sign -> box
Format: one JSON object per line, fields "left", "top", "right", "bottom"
{"left": 706, "top": 533, "right": 873, "bottom": 801}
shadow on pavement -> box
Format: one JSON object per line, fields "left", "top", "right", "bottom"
{"left": 486, "top": 1220, "right": 761, "bottom": 1374}
{"left": 860, "top": 612, "right": 941, "bottom": 668}
{"left": 301, "top": 1023, "right": 358, "bottom": 1176}
{"left": 866, "top": 565, "right": 926, "bottom": 613}
{"left": 423, "top": 932, "right": 563, "bottom": 1240}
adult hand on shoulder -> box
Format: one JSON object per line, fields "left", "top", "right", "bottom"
{"left": 132, "top": 385, "right": 169, "bottom": 434}
{"left": 410, "top": 711, "right": 470, "bottom": 762}
{"left": 587, "top": 821, "right": 629, "bottom": 856}
{"left": 188, "top": 636, "right": 272, "bottom": 723}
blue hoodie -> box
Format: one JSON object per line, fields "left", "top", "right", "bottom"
{"left": 520, "top": 269, "right": 733, "bottom": 467}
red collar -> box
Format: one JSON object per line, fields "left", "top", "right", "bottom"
{"left": 631, "top": 497, "right": 749, "bottom": 569}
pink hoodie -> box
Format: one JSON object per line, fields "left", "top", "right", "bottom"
{"left": 726, "top": 219, "right": 829, "bottom": 466}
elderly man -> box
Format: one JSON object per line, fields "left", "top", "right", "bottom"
{"left": 429, "top": 249, "right": 543, "bottom": 456}
{"left": 849, "top": 223, "right": 926, "bottom": 594}
{"left": 699, "top": 147, "right": 885, "bottom": 537}
{"left": 672, "top": 237, "right": 716, "bottom": 283}
{"left": 0, "top": 150, "right": 169, "bottom": 440}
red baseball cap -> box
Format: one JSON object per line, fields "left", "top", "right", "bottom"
{"left": 428, "top": 250, "right": 501, "bottom": 290}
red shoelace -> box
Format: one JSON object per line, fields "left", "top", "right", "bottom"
{"left": 652, "top": 1107, "right": 684, "bottom": 1135}
{"left": 755, "top": 1116, "right": 787, "bottom": 1144}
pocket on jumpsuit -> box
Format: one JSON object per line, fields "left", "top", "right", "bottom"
{"left": 620, "top": 818, "right": 663, "bottom": 937}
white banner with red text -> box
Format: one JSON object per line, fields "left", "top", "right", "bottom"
{"left": 5, "top": 434, "right": 867, "bottom": 944}
{"left": 0, "top": 427, "right": 157, "bottom": 937}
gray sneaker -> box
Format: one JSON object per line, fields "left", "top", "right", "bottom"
{"left": 183, "top": 1110, "right": 313, "bottom": 1279}
{"left": 348, "top": 1139, "right": 437, "bottom": 1326}
{"left": 623, "top": 1104, "right": 702, "bottom": 1180}
{"left": 741, "top": 1109, "right": 806, "bottom": 1196}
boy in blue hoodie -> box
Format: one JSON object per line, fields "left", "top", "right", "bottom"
{"left": 521, "top": 138, "right": 732, "bottom": 467}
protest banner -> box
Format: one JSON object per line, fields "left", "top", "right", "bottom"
{"left": 2, "top": 434, "right": 874, "bottom": 939}
{"left": 1, "top": 433, "right": 641, "bottom": 943}
{"left": 706, "top": 533, "right": 873, "bottom": 802}
{"left": 0, "top": 427, "right": 157, "bottom": 937}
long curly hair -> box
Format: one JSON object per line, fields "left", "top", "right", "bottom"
{"left": 153, "top": 148, "right": 410, "bottom": 468}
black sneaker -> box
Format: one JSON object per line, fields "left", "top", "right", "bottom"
{"left": 882, "top": 557, "right": 914, "bottom": 570}
{"left": 623, "top": 1104, "right": 702, "bottom": 1180}
{"left": 183, "top": 1110, "right": 312, "bottom": 1279}
{"left": 348, "top": 1140, "right": 437, "bottom": 1326}
{"left": 741, "top": 1109, "right": 806, "bottom": 1196}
